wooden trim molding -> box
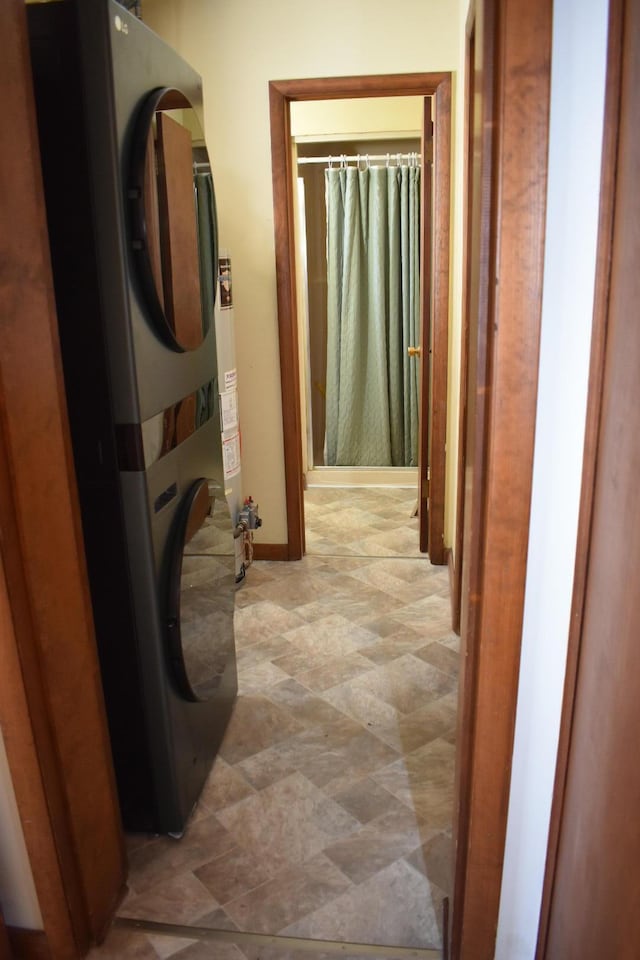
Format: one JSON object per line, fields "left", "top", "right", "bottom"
{"left": 445, "top": 546, "right": 458, "bottom": 635}
{"left": 1, "top": 911, "right": 12, "bottom": 960}
{"left": 428, "top": 74, "right": 451, "bottom": 565}
{"left": 270, "top": 73, "right": 451, "bottom": 102}
{"left": 7, "top": 928, "right": 52, "bottom": 960}
{"left": 451, "top": 6, "right": 477, "bottom": 638}
{"left": 452, "top": 0, "right": 553, "bottom": 956}
{"left": 268, "top": 81, "right": 305, "bottom": 561}
{"left": 418, "top": 97, "right": 433, "bottom": 558}
{"left": 535, "top": 0, "right": 625, "bottom": 955}
{"left": 251, "top": 543, "right": 289, "bottom": 562}
{"left": 268, "top": 73, "right": 452, "bottom": 563}
{"left": 0, "top": 2, "right": 126, "bottom": 956}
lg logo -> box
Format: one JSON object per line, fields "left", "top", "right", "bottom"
{"left": 114, "top": 14, "right": 129, "bottom": 34}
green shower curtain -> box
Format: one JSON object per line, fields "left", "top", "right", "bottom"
{"left": 194, "top": 171, "right": 218, "bottom": 333}
{"left": 325, "top": 163, "right": 421, "bottom": 467}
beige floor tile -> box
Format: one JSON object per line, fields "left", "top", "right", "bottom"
{"left": 291, "top": 728, "right": 401, "bottom": 796}
{"left": 406, "top": 829, "right": 454, "bottom": 894}
{"left": 265, "top": 678, "right": 358, "bottom": 725}
{"left": 343, "top": 563, "right": 421, "bottom": 603}
{"left": 235, "top": 604, "right": 304, "bottom": 649}
{"left": 235, "top": 749, "right": 296, "bottom": 791}
{"left": 235, "top": 634, "right": 295, "bottom": 668}
{"left": 294, "top": 652, "right": 377, "bottom": 692}
{"left": 195, "top": 844, "right": 275, "bottom": 905}
{"left": 198, "top": 759, "right": 255, "bottom": 813}
{"left": 331, "top": 777, "right": 413, "bottom": 825}
{"left": 281, "top": 857, "right": 440, "bottom": 948}
{"left": 322, "top": 681, "right": 400, "bottom": 732}
{"left": 413, "top": 640, "right": 460, "bottom": 676}
{"left": 119, "top": 872, "right": 219, "bottom": 925}
{"left": 146, "top": 934, "right": 198, "bottom": 959}
{"left": 115, "top": 486, "right": 456, "bottom": 954}
{"left": 322, "top": 806, "right": 434, "bottom": 884}
{"left": 270, "top": 646, "right": 335, "bottom": 679}
{"left": 371, "top": 691, "right": 458, "bottom": 753}
{"left": 251, "top": 575, "right": 337, "bottom": 610}
{"left": 359, "top": 628, "right": 427, "bottom": 665}
{"left": 216, "top": 772, "right": 360, "bottom": 872}
{"left": 222, "top": 853, "right": 351, "bottom": 934}
{"left": 152, "top": 941, "right": 247, "bottom": 960}
{"left": 237, "top": 659, "right": 292, "bottom": 693}
{"left": 87, "top": 929, "right": 159, "bottom": 959}
{"left": 125, "top": 815, "right": 236, "bottom": 896}
{"left": 280, "top": 614, "right": 378, "bottom": 657}
{"left": 371, "top": 738, "right": 456, "bottom": 829}
{"left": 218, "top": 695, "right": 305, "bottom": 765}
{"left": 353, "top": 653, "right": 455, "bottom": 712}
{"left": 240, "top": 949, "right": 386, "bottom": 960}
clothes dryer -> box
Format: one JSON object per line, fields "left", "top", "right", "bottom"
{"left": 28, "top": 0, "right": 237, "bottom": 834}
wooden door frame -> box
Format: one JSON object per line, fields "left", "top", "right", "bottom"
{"left": 268, "top": 72, "right": 451, "bottom": 563}
{"left": 536, "top": 0, "right": 625, "bottom": 954}
{"left": 452, "top": 0, "right": 553, "bottom": 957}
{"left": 0, "top": 2, "right": 126, "bottom": 956}
{"left": 450, "top": 8, "right": 476, "bottom": 634}
{"left": 1, "top": 5, "right": 554, "bottom": 957}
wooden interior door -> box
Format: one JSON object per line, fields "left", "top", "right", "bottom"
{"left": 417, "top": 97, "right": 433, "bottom": 554}
{"left": 543, "top": 1, "right": 640, "bottom": 955}
{"left": 452, "top": 0, "right": 496, "bottom": 951}
{"left": 1, "top": 2, "right": 126, "bottom": 955}
{"left": 452, "top": 0, "right": 552, "bottom": 954}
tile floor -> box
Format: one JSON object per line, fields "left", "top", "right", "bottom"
{"left": 90, "top": 485, "right": 457, "bottom": 959}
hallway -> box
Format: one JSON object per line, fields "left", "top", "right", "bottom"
{"left": 92, "top": 487, "right": 457, "bottom": 959}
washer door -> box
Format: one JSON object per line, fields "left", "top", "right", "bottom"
{"left": 128, "top": 87, "right": 218, "bottom": 352}
{"left": 166, "top": 478, "right": 235, "bottom": 701}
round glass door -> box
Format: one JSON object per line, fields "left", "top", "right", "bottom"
{"left": 166, "top": 478, "right": 235, "bottom": 701}
{"left": 129, "top": 87, "right": 218, "bottom": 352}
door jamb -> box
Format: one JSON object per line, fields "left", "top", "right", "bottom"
{"left": 0, "top": 2, "right": 126, "bottom": 955}
{"left": 451, "top": 10, "right": 476, "bottom": 635}
{"left": 268, "top": 72, "right": 451, "bottom": 562}
{"left": 535, "top": 0, "right": 625, "bottom": 954}
{"left": 452, "top": 0, "right": 553, "bottom": 956}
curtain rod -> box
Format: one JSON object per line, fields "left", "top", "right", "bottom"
{"left": 297, "top": 153, "right": 423, "bottom": 166}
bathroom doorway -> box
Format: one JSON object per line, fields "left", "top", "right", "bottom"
{"left": 269, "top": 73, "right": 451, "bottom": 564}
{"left": 291, "top": 100, "right": 426, "bottom": 559}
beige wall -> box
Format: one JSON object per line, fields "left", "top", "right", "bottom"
{"left": 291, "top": 96, "right": 423, "bottom": 140}
{"left": 144, "top": 0, "right": 462, "bottom": 548}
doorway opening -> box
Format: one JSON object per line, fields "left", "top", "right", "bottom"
{"left": 109, "top": 76, "right": 458, "bottom": 960}
{"left": 291, "top": 97, "right": 425, "bottom": 559}
{"left": 268, "top": 74, "right": 451, "bottom": 564}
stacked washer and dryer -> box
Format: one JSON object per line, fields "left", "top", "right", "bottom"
{"left": 28, "top": 0, "right": 239, "bottom": 835}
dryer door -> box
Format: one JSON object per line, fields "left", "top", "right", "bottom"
{"left": 166, "top": 478, "right": 235, "bottom": 701}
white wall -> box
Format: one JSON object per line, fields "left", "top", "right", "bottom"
{"left": 143, "top": 0, "right": 462, "bottom": 546}
{"left": 0, "top": 729, "right": 42, "bottom": 929}
{"left": 495, "top": 1, "right": 609, "bottom": 956}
